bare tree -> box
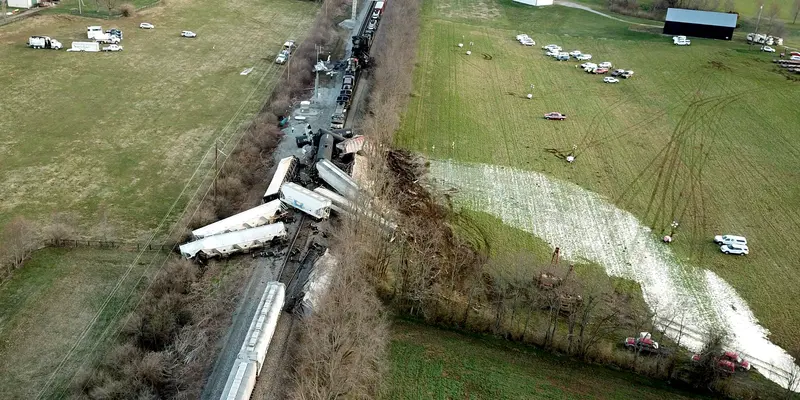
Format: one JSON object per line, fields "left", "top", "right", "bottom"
{"left": 97, "top": 0, "right": 116, "bottom": 14}
{"left": 793, "top": 0, "right": 800, "bottom": 24}
{"left": 766, "top": 2, "right": 782, "bottom": 33}
{"left": 1, "top": 216, "right": 39, "bottom": 273}
{"left": 785, "top": 349, "right": 800, "bottom": 399}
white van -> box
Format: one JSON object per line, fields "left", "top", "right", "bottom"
{"left": 714, "top": 234, "right": 747, "bottom": 246}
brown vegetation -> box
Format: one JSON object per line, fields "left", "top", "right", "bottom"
{"left": 74, "top": 259, "right": 246, "bottom": 399}
{"left": 119, "top": 3, "right": 134, "bottom": 17}
{"left": 0, "top": 216, "right": 39, "bottom": 279}
{"left": 290, "top": 219, "right": 389, "bottom": 399}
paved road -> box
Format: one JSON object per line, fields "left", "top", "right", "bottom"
{"left": 555, "top": 1, "right": 663, "bottom": 28}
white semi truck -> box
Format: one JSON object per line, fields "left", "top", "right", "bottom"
{"left": 87, "top": 26, "right": 121, "bottom": 44}
{"left": 28, "top": 36, "right": 63, "bottom": 50}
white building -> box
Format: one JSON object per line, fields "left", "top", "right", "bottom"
{"left": 8, "top": 0, "right": 39, "bottom": 9}
{"left": 513, "top": 0, "right": 553, "bottom": 6}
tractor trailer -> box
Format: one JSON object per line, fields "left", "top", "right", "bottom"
{"left": 28, "top": 36, "right": 63, "bottom": 50}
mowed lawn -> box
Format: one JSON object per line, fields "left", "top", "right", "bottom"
{"left": 0, "top": 0, "right": 317, "bottom": 237}
{"left": 0, "top": 249, "right": 147, "bottom": 399}
{"left": 397, "top": 0, "right": 800, "bottom": 350}
{"left": 388, "top": 319, "right": 712, "bottom": 400}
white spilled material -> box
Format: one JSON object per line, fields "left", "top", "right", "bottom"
{"left": 429, "top": 159, "right": 799, "bottom": 391}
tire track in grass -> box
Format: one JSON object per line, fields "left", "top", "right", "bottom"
{"left": 480, "top": 25, "right": 513, "bottom": 166}
{"left": 427, "top": 159, "right": 800, "bottom": 391}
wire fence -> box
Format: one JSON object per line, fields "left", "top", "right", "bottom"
{"left": 45, "top": 238, "right": 170, "bottom": 252}
{"left": 0, "top": 8, "right": 44, "bottom": 27}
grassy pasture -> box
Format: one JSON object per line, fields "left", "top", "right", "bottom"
{"left": 0, "top": 249, "right": 144, "bottom": 399}
{"left": 0, "top": 0, "right": 317, "bottom": 237}
{"left": 398, "top": 0, "right": 800, "bottom": 350}
{"left": 387, "top": 319, "right": 713, "bottom": 399}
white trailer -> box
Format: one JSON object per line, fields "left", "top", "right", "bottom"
{"left": 315, "top": 159, "right": 360, "bottom": 200}
{"left": 67, "top": 42, "right": 100, "bottom": 52}
{"left": 299, "top": 250, "right": 335, "bottom": 316}
{"left": 280, "top": 183, "right": 331, "bottom": 220}
{"left": 28, "top": 36, "right": 62, "bottom": 50}
{"left": 219, "top": 360, "right": 257, "bottom": 400}
{"left": 192, "top": 200, "right": 284, "bottom": 239}
{"left": 263, "top": 156, "right": 298, "bottom": 202}
{"left": 179, "top": 222, "right": 287, "bottom": 259}
{"left": 238, "top": 281, "right": 285, "bottom": 375}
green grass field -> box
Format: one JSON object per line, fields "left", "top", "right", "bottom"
{"left": 397, "top": 0, "right": 800, "bottom": 351}
{"left": 0, "top": 248, "right": 146, "bottom": 399}
{"left": 0, "top": 0, "right": 317, "bottom": 237}
{"left": 387, "top": 319, "right": 712, "bottom": 399}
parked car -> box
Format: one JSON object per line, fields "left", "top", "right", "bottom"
{"left": 675, "top": 39, "right": 691, "bottom": 46}
{"left": 367, "top": 18, "right": 378, "bottom": 30}
{"left": 611, "top": 69, "right": 625, "bottom": 76}
{"left": 603, "top": 77, "right": 619, "bottom": 83}
{"left": 721, "top": 243, "right": 749, "bottom": 255}
{"left": 569, "top": 50, "right": 582, "bottom": 57}
{"left": 544, "top": 112, "right": 567, "bottom": 120}
{"left": 791, "top": 55, "right": 800, "bottom": 61}
{"left": 621, "top": 70, "right": 634, "bottom": 78}
{"left": 673, "top": 35, "right": 687, "bottom": 42}
{"left": 592, "top": 68, "right": 609, "bottom": 74}
{"left": 139, "top": 22, "right": 154, "bottom": 29}
{"left": 581, "top": 62, "right": 597, "bottom": 69}
{"left": 714, "top": 234, "right": 747, "bottom": 246}
{"left": 761, "top": 45, "right": 776, "bottom": 52}
{"left": 102, "top": 44, "right": 123, "bottom": 52}
{"left": 520, "top": 37, "right": 535, "bottom": 46}
{"left": 543, "top": 44, "right": 560, "bottom": 50}
{"left": 556, "top": 53, "right": 570, "bottom": 61}
{"left": 546, "top": 50, "right": 560, "bottom": 57}
{"left": 576, "top": 54, "right": 592, "bottom": 60}
{"left": 791, "top": 51, "right": 800, "bottom": 56}
{"left": 598, "top": 61, "right": 612, "bottom": 69}
{"left": 181, "top": 31, "right": 197, "bottom": 38}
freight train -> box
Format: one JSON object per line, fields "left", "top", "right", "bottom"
{"left": 330, "top": 0, "right": 385, "bottom": 129}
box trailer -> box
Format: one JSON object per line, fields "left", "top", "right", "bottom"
{"left": 280, "top": 182, "right": 331, "bottom": 220}
{"left": 67, "top": 42, "right": 100, "bottom": 52}
{"left": 191, "top": 200, "right": 284, "bottom": 239}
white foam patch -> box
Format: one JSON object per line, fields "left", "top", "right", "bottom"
{"left": 429, "top": 159, "right": 800, "bottom": 391}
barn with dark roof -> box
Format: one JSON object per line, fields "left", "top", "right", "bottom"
{"left": 663, "top": 8, "right": 737, "bottom": 41}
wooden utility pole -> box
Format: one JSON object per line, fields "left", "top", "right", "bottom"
{"left": 214, "top": 141, "right": 218, "bottom": 199}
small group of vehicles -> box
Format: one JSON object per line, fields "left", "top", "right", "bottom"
{"left": 692, "top": 351, "right": 751, "bottom": 373}
{"left": 673, "top": 35, "right": 691, "bottom": 46}
{"left": 516, "top": 34, "right": 535, "bottom": 46}
{"left": 546, "top": 45, "right": 631, "bottom": 83}
{"left": 275, "top": 40, "right": 296, "bottom": 64}
{"left": 713, "top": 234, "right": 749, "bottom": 255}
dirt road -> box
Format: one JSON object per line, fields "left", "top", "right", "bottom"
{"left": 555, "top": 1, "right": 663, "bottom": 28}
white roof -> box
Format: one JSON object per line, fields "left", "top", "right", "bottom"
{"left": 665, "top": 8, "right": 737, "bottom": 28}
{"left": 179, "top": 222, "right": 287, "bottom": 258}
{"left": 264, "top": 156, "right": 296, "bottom": 198}
{"left": 191, "top": 200, "right": 283, "bottom": 239}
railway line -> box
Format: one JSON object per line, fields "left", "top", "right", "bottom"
{"left": 201, "top": 2, "right": 386, "bottom": 399}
